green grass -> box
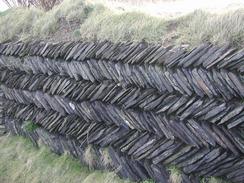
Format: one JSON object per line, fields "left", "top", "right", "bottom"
{"left": 79, "top": 5, "right": 168, "bottom": 43}
{"left": 0, "top": 0, "right": 94, "bottom": 41}
{"left": 168, "top": 165, "right": 182, "bottom": 183}
{"left": 0, "top": 0, "right": 244, "bottom": 47}
{"left": 176, "top": 9, "right": 244, "bottom": 47}
{"left": 0, "top": 134, "right": 229, "bottom": 183}
{"left": 22, "top": 121, "right": 39, "bottom": 132}
{"left": 0, "top": 135, "right": 133, "bottom": 183}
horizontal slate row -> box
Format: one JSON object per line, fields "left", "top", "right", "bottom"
{"left": 1, "top": 69, "right": 243, "bottom": 129}
{"left": 3, "top": 100, "right": 244, "bottom": 183}
{"left": 0, "top": 55, "right": 243, "bottom": 100}
{"left": 0, "top": 41, "right": 244, "bottom": 73}
{"left": 2, "top": 86, "right": 244, "bottom": 155}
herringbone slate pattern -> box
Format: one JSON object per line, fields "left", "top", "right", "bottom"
{"left": 0, "top": 41, "right": 243, "bottom": 183}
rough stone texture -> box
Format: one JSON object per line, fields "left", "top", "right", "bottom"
{"left": 0, "top": 89, "right": 5, "bottom": 136}
{"left": 0, "top": 41, "right": 244, "bottom": 183}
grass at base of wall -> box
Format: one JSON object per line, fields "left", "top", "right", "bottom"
{"left": 0, "top": 134, "right": 230, "bottom": 183}
{"left": 0, "top": 134, "right": 135, "bottom": 183}
{"left": 0, "top": 119, "right": 231, "bottom": 183}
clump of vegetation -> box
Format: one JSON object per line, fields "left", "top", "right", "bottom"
{"left": 101, "top": 148, "right": 112, "bottom": 168}
{"left": 176, "top": 9, "right": 244, "bottom": 47}
{"left": 83, "top": 145, "right": 98, "bottom": 169}
{"left": 32, "top": 0, "right": 93, "bottom": 38}
{"left": 22, "top": 121, "right": 39, "bottom": 132}
{"left": 79, "top": 5, "right": 168, "bottom": 43}
{"left": 0, "top": 8, "right": 42, "bottom": 41}
{"left": 168, "top": 165, "right": 182, "bottom": 183}
{"left": 0, "top": 0, "right": 94, "bottom": 42}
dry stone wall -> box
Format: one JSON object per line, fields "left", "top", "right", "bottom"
{"left": 0, "top": 41, "right": 244, "bottom": 183}
{"left": 0, "top": 89, "right": 5, "bottom": 135}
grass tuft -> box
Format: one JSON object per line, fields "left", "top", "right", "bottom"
{"left": 101, "top": 148, "right": 112, "bottom": 168}
{"left": 0, "top": 0, "right": 94, "bottom": 42}
{"left": 168, "top": 165, "right": 182, "bottom": 183}
{"left": 0, "top": 8, "right": 42, "bottom": 42}
{"left": 22, "top": 121, "right": 39, "bottom": 132}
{"left": 83, "top": 145, "right": 97, "bottom": 169}
{"left": 79, "top": 5, "right": 168, "bottom": 43}
{"left": 32, "top": 0, "right": 94, "bottom": 38}
{"left": 176, "top": 9, "right": 244, "bottom": 47}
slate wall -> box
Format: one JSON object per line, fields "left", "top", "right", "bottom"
{"left": 0, "top": 41, "right": 243, "bottom": 183}
{"left": 0, "top": 89, "right": 5, "bottom": 135}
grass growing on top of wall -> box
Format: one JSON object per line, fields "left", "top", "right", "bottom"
{"left": 0, "top": 0, "right": 244, "bottom": 47}
{"left": 79, "top": 5, "right": 168, "bottom": 43}
{"left": 0, "top": 135, "right": 134, "bottom": 183}
{"left": 0, "top": 0, "right": 94, "bottom": 42}
{"left": 176, "top": 9, "right": 244, "bottom": 47}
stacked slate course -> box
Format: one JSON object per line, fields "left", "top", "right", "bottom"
{"left": 0, "top": 40, "right": 244, "bottom": 183}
